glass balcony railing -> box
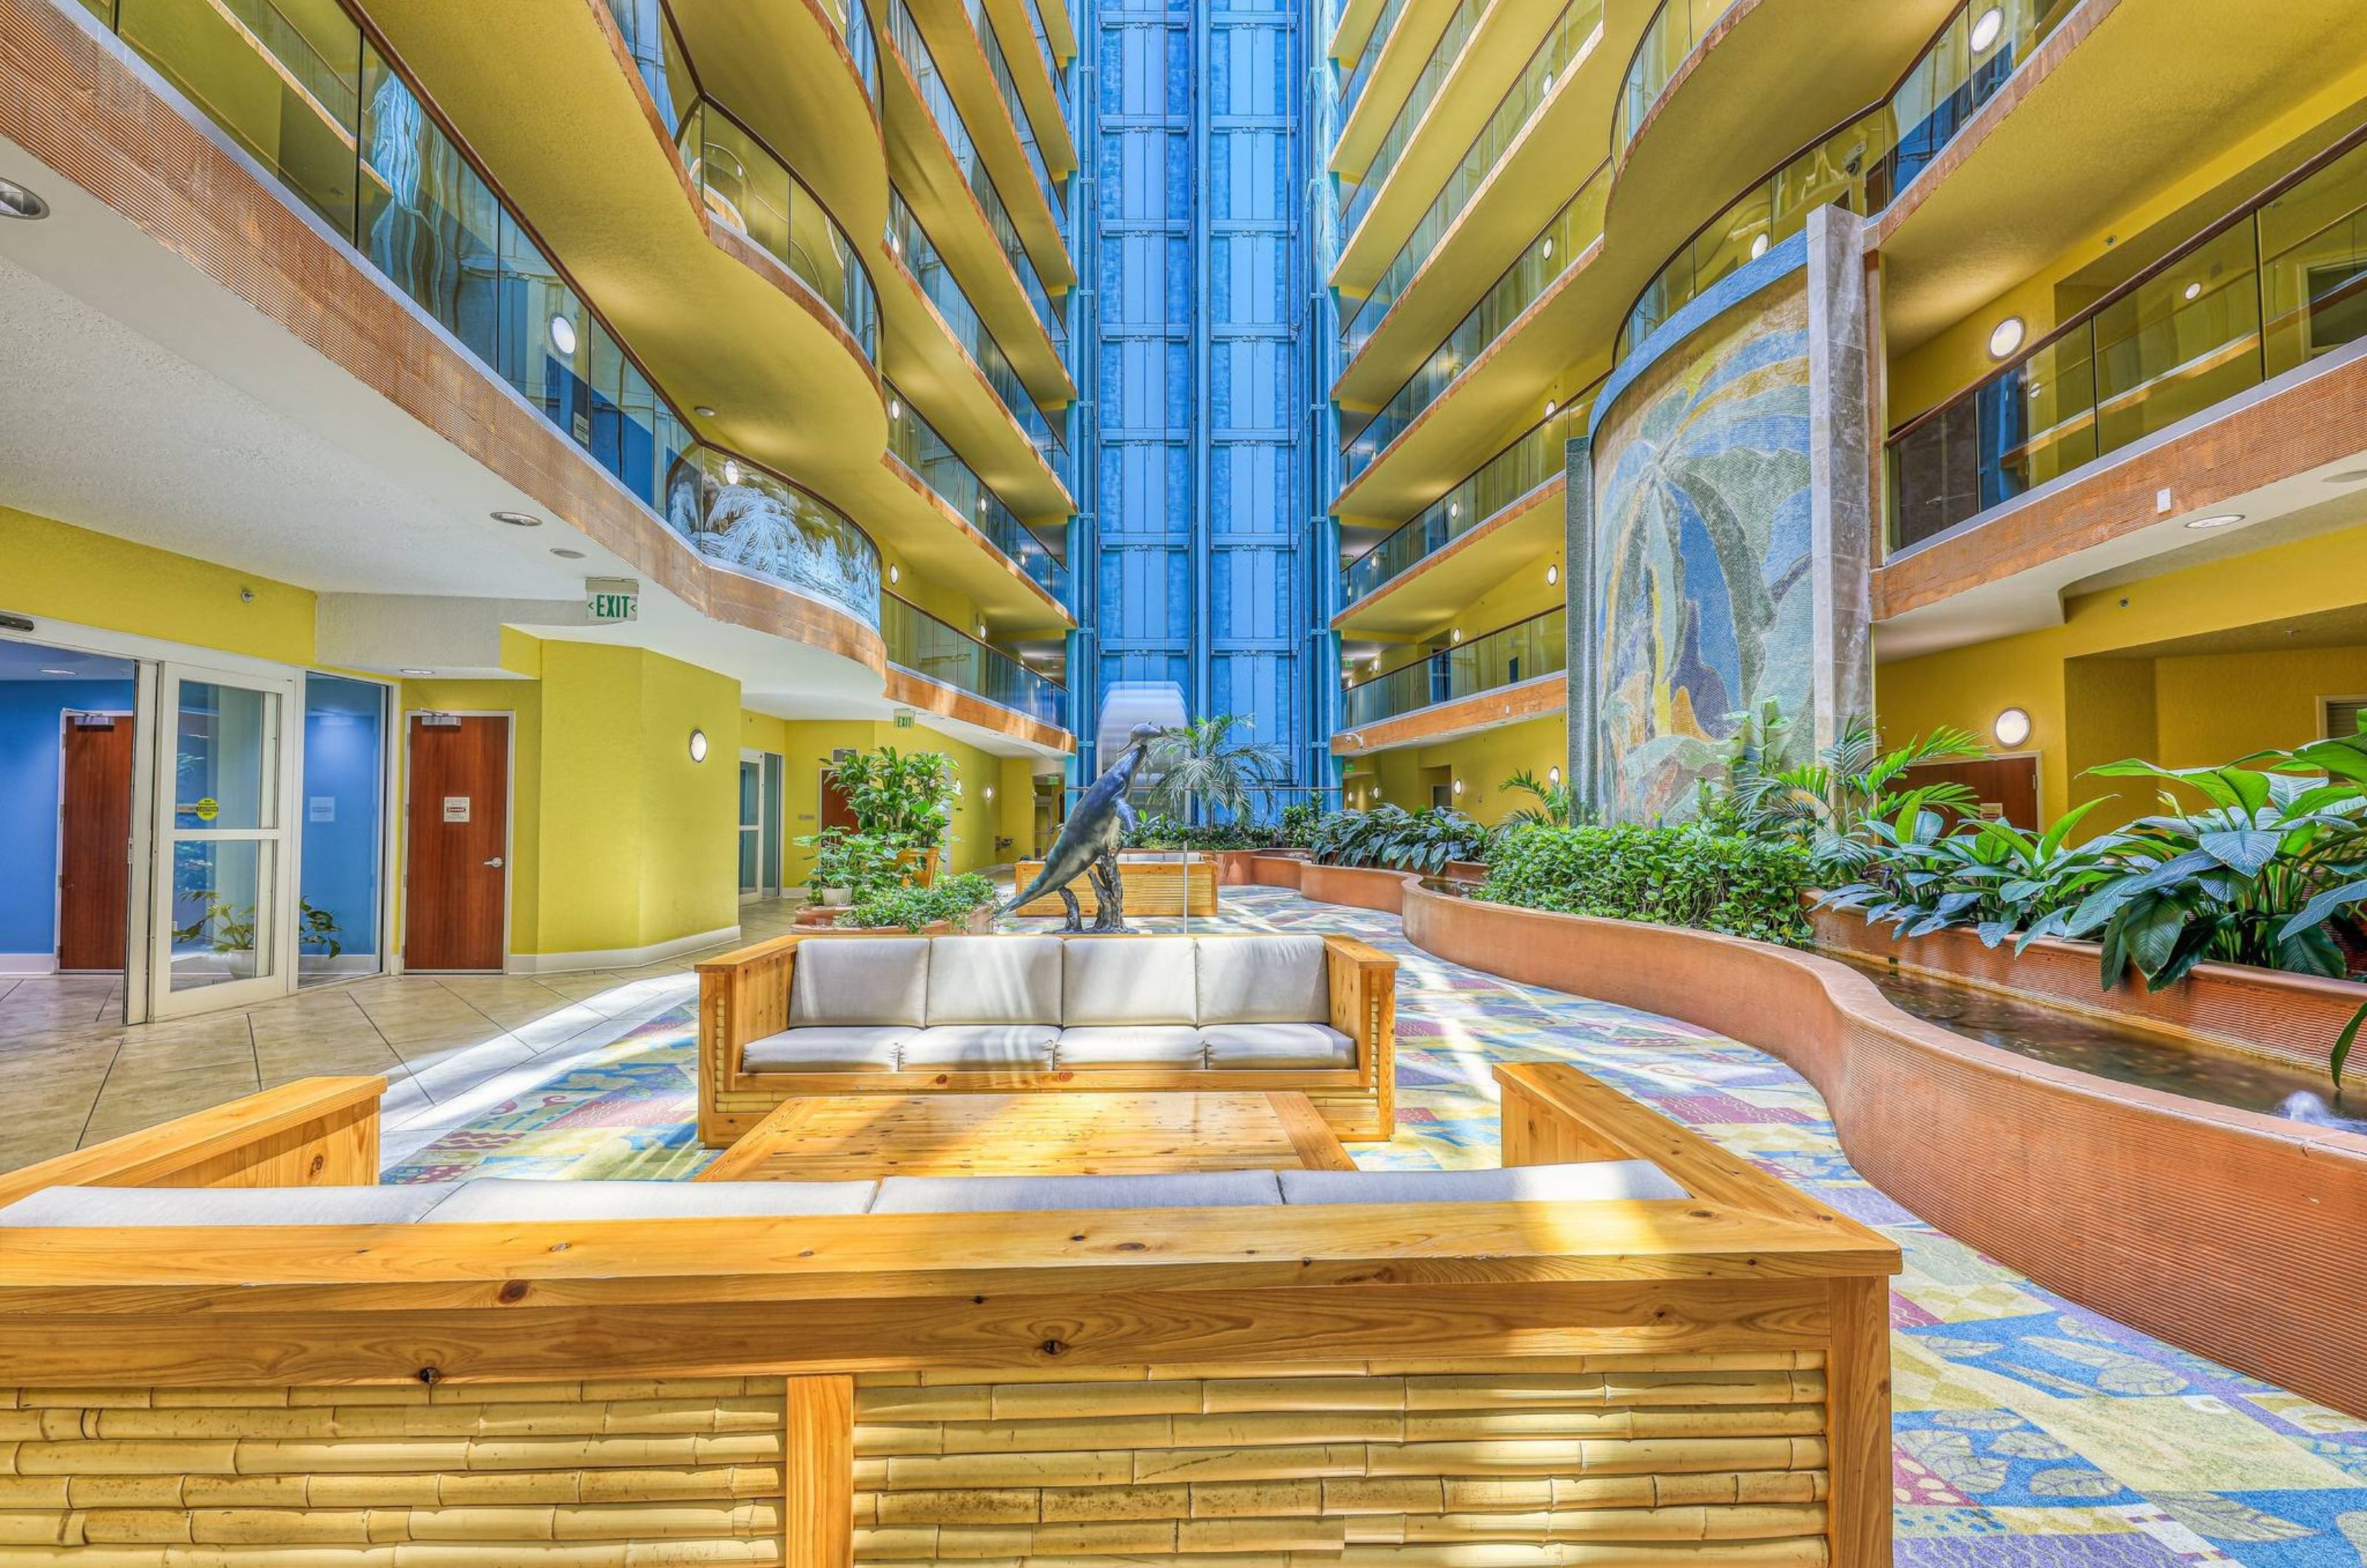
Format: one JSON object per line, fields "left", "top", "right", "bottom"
{"left": 1610, "top": 0, "right": 1740, "bottom": 163}
{"left": 87, "top": 0, "right": 696, "bottom": 521}
{"left": 1343, "top": 607, "right": 1567, "bottom": 727}
{"left": 1888, "top": 129, "right": 2367, "bottom": 552}
{"left": 677, "top": 100, "right": 880, "bottom": 362}
{"left": 1615, "top": 0, "right": 2064, "bottom": 363}
{"left": 1337, "top": 0, "right": 1411, "bottom": 120}
{"left": 885, "top": 380, "right": 1070, "bottom": 599}
{"left": 665, "top": 446, "right": 884, "bottom": 626}
{"left": 883, "top": 595, "right": 1066, "bottom": 724}
{"left": 605, "top": 0, "right": 878, "bottom": 126}
{"left": 884, "top": 0, "right": 1070, "bottom": 275}
{"left": 1337, "top": 0, "right": 1482, "bottom": 237}
{"left": 1341, "top": 163, "right": 1607, "bottom": 475}
{"left": 1343, "top": 393, "right": 1594, "bottom": 603}
{"left": 888, "top": 189, "right": 1066, "bottom": 456}
{"left": 1019, "top": 0, "right": 1070, "bottom": 118}
{"left": 959, "top": 0, "right": 1068, "bottom": 243}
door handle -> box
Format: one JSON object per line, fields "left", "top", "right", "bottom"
{"left": 483, "top": 856, "right": 504, "bottom": 868}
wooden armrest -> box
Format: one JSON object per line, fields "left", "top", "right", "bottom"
{"left": 0, "top": 1076, "right": 387, "bottom": 1208}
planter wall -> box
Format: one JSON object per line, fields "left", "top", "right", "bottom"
{"left": 1249, "top": 851, "right": 1311, "bottom": 888}
{"left": 1814, "top": 908, "right": 2367, "bottom": 1089}
{"left": 1300, "top": 862, "right": 1411, "bottom": 913}
{"left": 1382, "top": 876, "right": 2367, "bottom": 1419}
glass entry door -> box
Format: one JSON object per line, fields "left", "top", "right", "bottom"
{"left": 150, "top": 666, "right": 297, "bottom": 1016}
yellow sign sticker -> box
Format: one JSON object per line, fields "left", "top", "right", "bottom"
{"left": 193, "top": 797, "right": 220, "bottom": 823}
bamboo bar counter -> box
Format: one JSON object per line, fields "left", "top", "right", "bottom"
{"left": 0, "top": 1065, "right": 1900, "bottom": 1564}
{"left": 1011, "top": 855, "right": 1221, "bottom": 916}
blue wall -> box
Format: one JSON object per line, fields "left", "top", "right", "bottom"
{"left": 299, "top": 675, "right": 385, "bottom": 965}
{"left": 0, "top": 680, "right": 137, "bottom": 961}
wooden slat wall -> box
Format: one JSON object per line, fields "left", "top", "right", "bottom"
{"left": 0, "top": 1378, "right": 787, "bottom": 1563}
{"left": 848, "top": 1358, "right": 1831, "bottom": 1564}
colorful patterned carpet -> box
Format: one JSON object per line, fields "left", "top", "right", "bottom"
{"left": 383, "top": 888, "right": 2367, "bottom": 1564}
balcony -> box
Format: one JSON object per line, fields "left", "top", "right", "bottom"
{"left": 888, "top": 188, "right": 1068, "bottom": 463}
{"left": 1340, "top": 606, "right": 1567, "bottom": 735}
{"left": 885, "top": 380, "right": 1070, "bottom": 605}
{"left": 668, "top": 445, "right": 883, "bottom": 628}
{"left": 1336, "top": 0, "right": 1483, "bottom": 239}
{"left": 883, "top": 592, "right": 1067, "bottom": 730}
{"left": 1609, "top": 0, "right": 1739, "bottom": 163}
{"left": 1888, "top": 131, "right": 2367, "bottom": 555}
{"left": 1335, "top": 0, "right": 1411, "bottom": 121}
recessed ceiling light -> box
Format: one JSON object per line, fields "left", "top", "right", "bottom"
{"left": 888, "top": 564, "right": 901, "bottom": 584}
{"left": 695, "top": 405, "right": 717, "bottom": 418}
{"left": 887, "top": 397, "right": 902, "bottom": 420}
{"left": 1540, "top": 236, "right": 1554, "bottom": 261}
{"left": 1545, "top": 563, "right": 1560, "bottom": 586}
{"left": 38, "top": 666, "right": 74, "bottom": 676}
{"left": 1448, "top": 501, "right": 1459, "bottom": 518}
{"left": 551, "top": 547, "right": 587, "bottom": 558}
{"left": 1988, "top": 316, "right": 2027, "bottom": 359}
{"left": 1968, "top": 5, "right": 2003, "bottom": 52}
{"left": 0, "top": 178, "right": 50, "bottom": 220}
{"left": 2183, "top": 282, "right": 2202, "bottom": 302}
{"left": 400, "top": 668, "right": 435, "bottom": 677}
{"left": 491, "top": 510, "right": 543, "bottom": 527}
{"left": 1543, "top": 398, "right": 1557, "bottom": 416}
{"left": 548, "top": 314, "right": 578, "bottom": 356}
{"left": 723, "top": 459, "right": 742, "bottom": 484}
{"left": 2184, "top": 513, "right": 2245, "bottom": 530}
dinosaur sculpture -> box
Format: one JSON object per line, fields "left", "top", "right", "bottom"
{"left": 1002, "top": 723, "right": 1165, "bottom": 932}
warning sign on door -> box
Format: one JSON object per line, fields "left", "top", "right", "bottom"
{"left": 442, "top": 797, "right": 471, "bottom": 823}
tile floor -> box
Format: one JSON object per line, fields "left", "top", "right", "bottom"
{"left": 4, "top": 888, "right": 2365, "bottom": 1562}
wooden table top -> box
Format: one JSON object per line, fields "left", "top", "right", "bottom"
{"left": 698, "top": 1090, "right": 1358, "bottom": 1181}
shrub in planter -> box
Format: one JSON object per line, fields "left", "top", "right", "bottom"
{"left": 1479, "top": 823, "right": 1817, "bottom": 947}
{"left": 828, "top": 746, "right": 959, "bottom": 856}
{"left": 1311, "top": 804, "right": 1497, "bottom": 873}
{"left": 1275, "top": 800, "right": 1323, "bottom": 848}
{"left": 796, "top": 830, "right": 905, "bottom": 904}
{"left": 839, "top": 873, "right": 998, "bottom": 932}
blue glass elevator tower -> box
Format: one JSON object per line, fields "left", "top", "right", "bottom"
{"left": 1067, "top": 0, "right": 1340, "bottom": 798}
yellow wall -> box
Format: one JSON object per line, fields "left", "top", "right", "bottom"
{"left": 0, "top": 507, "right": 316, "bottom": 665}
{"left": 396, "top": 675, "right": 546, "bottom": 955}
{"left": 1345, "top": 713, "right": 1567, "bottom": 823}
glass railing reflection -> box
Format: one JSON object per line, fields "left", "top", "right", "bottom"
{"left": 1888, "top": 132, "right": 2367, "bottom": 551}
{"left": 1342, "top": 608, "right": 1567, "bottom": 727}
{"left": 888, "top": 189, "right": 1067, "bottom": 456}
{"left": 885, "top": 382, "right": 1070, "bottom": 598}
{"left": 1343, "top": 396, "right": 1592, "bottom": 602}
{"left": 882, "top": 595, "right": 1065, "bottom": 724}
{"left": 1337, "top": 0, "right": 1482, "bottom": 237}
{"left": 1609, "top": 0, "right": 1739, "bottom": 162}
{"left": 665, "top": 446, "right": 884, "bottom": 626}
{"left": 1337, "top": 0, "right": 1411, "bottom": 120}
{"left": 884, "top": 0, "right": 1070, "bottom": 277}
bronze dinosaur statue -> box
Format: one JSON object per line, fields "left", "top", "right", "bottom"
{"left": 1002, "top": 723, "right": 1166, "bottom": 931}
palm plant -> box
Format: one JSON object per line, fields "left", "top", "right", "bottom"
{"left": 1500, "top": 768, "right": 1582, "bottom": 829}
{"left": 1144, "top": 714, "right": 1287, "bottom": 822}
{"left": 1723, "top": 713, "right": 1985, "bottom": 873}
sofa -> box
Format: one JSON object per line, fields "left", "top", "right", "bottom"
{"left": 697, "top": 930, "right": 1397, "bottom": 1146}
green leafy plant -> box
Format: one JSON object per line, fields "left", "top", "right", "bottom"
{"left": 1311, "top": 804, "right": 1496, "bottom": 873}
{"left": 1817, "top": 799, "right": 2122, "bottom": 950}
{"left": 828, "top": 746, "right": 959, "bottom": 849}
{"left": 795, "top": 829, "right": 906, "bottom": 900}
{"left": 1144, "top": 714, "right": 1287, "bottom": 822}
{"left": 170, "top": 897, "right": 343, "bottom": 962}
{"left": 840, "top": 872, "right": 997, "bottom": 932}
{"left": 1275, "top": 800, "right": 1323, "bottom": 848}
{"left": 1716, "top": 711, "right": 1985, "bottom": 873}
{"left": 1500, "top": 768, "right": 1583, "bottom": 830}
{"left": 1479, "top": 823, "right": 1818, "bottom": 947}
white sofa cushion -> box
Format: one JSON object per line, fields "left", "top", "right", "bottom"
{"left": 430, "top": 1177, "right": 879, "bottom": 1220}
{"left": 1062, "top": 936, "right": 1198, "bottom": 1025}
{"left": 1279, "top": 1161, "right": 1687, "bottom": 1206}
{"left": 899, "top": 1024, "right": 1058, "bottom": 1069}
{"left": 789, "top": 936, "right": 929, "bottom": 1027}
{"left": 1201, "top": 1021, "right": 1356, "bottom": 1069}
{"left": 871, "top": 1169, "right": 1283, "bottom": 1212}
{"left": 1195, "top": 935, "right": 1330, "bottom": 1024}
{"left": 743, "top": 1025, "right": 910, "bottom": 1072}
{"left": 926, "top": 936, "right": 1064, "bottom": 1024}
{"left": 1054, "top": 1026, "right": 1207, "bottom": 1067}
{"left": 0, "top": 1183, "right": 462, "bottom": 1226}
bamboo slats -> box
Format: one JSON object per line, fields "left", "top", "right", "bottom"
{"left": 848, "top": 1358, "right": 1831, "bottom": 1564}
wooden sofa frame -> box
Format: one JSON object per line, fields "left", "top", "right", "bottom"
{"left": 0, "top": 1065, "right": 1898, "bottom": 1566}
{"left": 695, "top": 930, "right": 1399, "bottom": 1146}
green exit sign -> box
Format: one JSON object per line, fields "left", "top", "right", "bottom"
{"left": 586, "top": 577, "right": 640, "bottom": 623}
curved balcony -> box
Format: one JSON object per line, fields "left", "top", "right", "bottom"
{"left": 666, "top": 445, "right": 885, "bottom": 628}
{"left": 677, "top": 99, "right": 881, "bottom": 362}
{"left": 883, "top": 593, "right": 1066, "bottom": 728}
{"left": 1337, "top": 0, "right": 1484, "bottom": 237}
{"left": 1343, "top": 607, "right": 1567, "bottom": 730}
{"left": 1335, "top": 0, "right": 1602, "bottom": 291}
{"left": 1887, "top": 129, "right": 2367, "bottom": 554}
{"left": 1609, "top": 0, "right": 1740, "bottom": 163}
{"left": 956, "top": 0, "right": 1074, "bottom": 229}
{"left": 1337, "top": 0, "right": 1412, "bottom": 120}
{"left": 1343, "top": 166, "right": 1608, "bottom": 487}
{"left": 888, "top": 189, "right": 1067, "bottom": 460}
{"left": 1615, "top": 0, "right": 2064, "bottom": 363}
{"left": 885, "top": 381, "right": 1070, "bottom": 604}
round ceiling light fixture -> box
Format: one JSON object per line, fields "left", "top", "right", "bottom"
{"left": 1547, "top": 766, "right": 1561, "bottom": 787}
{"left": 1993, "top": 707, "right": 2032, "bottom": 748}
{"left": 688, "top": 729, "right": 709, "bottom": 763}
{"left": 1749, "top": 232, "right": 1769, "bottom": 260}
{"left": 1543, "top": 398, "right": 1558, "bottom": 417}
{"left": 722, "top": 459, "right": 741, "bottom": 484}
{"left": 1546, "top": 562, "right": 1560, "bottom": 586}
{"left": 491, "top": 510, "right": 543, "bottom": 527}
{"left": 2183, "top": 281, "right": 2203, "bottom": 302}
{"left": 39, "top": 666, "right": 74, "bottom": 676}
{"left": 888, "top": 563, "right": 900, "bottom": 584}
{"left": 1968, "top": 5, "right": 2004, "bottom": 52}
{"left": 0, "top": 178, "right": 51, "bottom": 220}
{"left": 400, "top": 668, "right": 435, "bottom": 677}
{"left": 1452, "top": 778, "right": 1464, "bottom": 797}
{"left": 2184, "top": 513, "right": 2245, "bottom": 530}
{"left": 551, "top": 547, "right": 586, "bottom": 559}
{"left": 1987, "top": 316, "right": 2027, "bottom": 359}
{"left": 548, "top": 314, "right": 578, "bottom": 356}
{"left": 694, "top": 405, "right": 717, "bottom": 418}
{"left": 1449, "top": 628, "right": 1463, "bottom": 645}
{"left": 1448, "top": 501, "right": 1459, "bottom": 518}
{"left": 886, "top": 397, "right": 902, "bottom": 420}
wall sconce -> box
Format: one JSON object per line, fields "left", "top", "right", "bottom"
{"left": 1449, "top": 629, "right": 1463, "bottom": 645}
{"left": 983, "top": 785, "right": 995, "bottom": 802}
{"left": 688, "top": 729, "right": 709, "bottom": 763}
{"left": 1546, "top": 563, "right": 1560, "bottom": 587}
{"left": 1547, "top": 766, "right": 1561, "bottom": 787}
{"left": 1987, "top": 316, "right": 2027, "bottom": 359}
{"left": 1993, "top": 708, "right": 2032, "bottom": 748}
{"left": 1451, "top": 779, "right": 1464, "bottom": 797}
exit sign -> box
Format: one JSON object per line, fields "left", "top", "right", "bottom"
{"left": 586, "top": 577, "right": 639, "bottom": 623}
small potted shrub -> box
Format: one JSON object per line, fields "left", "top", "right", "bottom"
{"left": 839, "top": 873, "right": 998, "bottom": 933}
{"left": 796, "top": 830, "right": 903, "bottom": 913}
{"left": 828, "top": 746, "right": 959, "bottom": 885}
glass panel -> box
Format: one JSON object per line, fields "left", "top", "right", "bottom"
{"left": 176, "top": 683, "right": 275, "bottom": 831}
{"left": 298, "top": 675, "right": 385, "bottom": 984}
{"left": 1342, "top": 609, "right": 1567, "bottom": 726}
{"left": 170, "top": 839, "right": 274, "bottom": 991}
{"left": 1345, "top": 393, "right": 1592, "bottom": 601}
{"left": 1337, "top": 0, "right": 1409, "bottom": 118}
{"left": 887, "top": 189, "right": 1062, "bottom": 453}
{"left": 882, "top": 596, "right": 1064, "bottom": 726}
{"left": 1339, "top": 0, "right": 1482, "bottom": 235}
{"left": 359, "top": 53, "right": 503, "bottom": 368}
{"left": 2091, "top": 222, "right": 2262, "bottom": 453}
{"left": 885, "top": 382, "right": 1069, "bottom": 596}
{"left": 663, "top": 445, "right": 884, "bottom": 626}
{"left": 762, "top": 752, "right": 786, "bottom": 893}
{"left": 740, "top": 760, "right": 763, "bottom": 830}
{"left": 2260, "top": 138, "right": 2367, "bottom": 377}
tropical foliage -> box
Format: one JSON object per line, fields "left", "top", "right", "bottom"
{"left": 794, "top": 829, "right": 907, "bottom": 900}
{"left": 1500, "top": 769, "right": 1584, "bottom": 829}
{"left": 1480, "top": 824, "right": 1817, "bottom": 947}
{"left": 840, "top": 872, "right": 997, "bottom": 932}
{"left": 1310, "top": 804, "right": 1497, "bottom": 873}
{"left": 828, "top": 746, "right": 959, "bottom": 848}
{"left": 1712, "top": 709, "right": 1984, "bottom": 874}
{"left": 1144, "top": 714, "right": 1289, "bottom": 822}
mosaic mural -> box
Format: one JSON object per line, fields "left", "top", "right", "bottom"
{"left": 1590, "top": 279, "right": 1817, "bottom": 821}
{"left": 665, "top": 450, "right": 882, "bottom": 627}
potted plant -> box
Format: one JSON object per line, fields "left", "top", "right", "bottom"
{"left": 828, "top": 746, "right": 959, "bottom": 884}
{"left": 838, "top": 872, "right": 998, "bottom": 933}
{"left": 796, "top": 829, "right": 902, "bottom": 908}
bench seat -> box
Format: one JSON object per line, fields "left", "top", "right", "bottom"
{"left": 742, "top": 1020, "right": 1357, "bottom": 1072}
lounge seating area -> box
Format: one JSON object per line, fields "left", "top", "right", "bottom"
{"left": 697, "top": 932, "right": 1399, "bottom": 1143}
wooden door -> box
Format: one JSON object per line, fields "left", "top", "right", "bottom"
{"left": 820, "top": 769, "right": 859, "bottom": 832}
{"left": 58, "top": 712, "right": 134, "bottom": 972}
{"left": 404, "top": 715, "right": 508, "bottom": 971}
{"left": 1904, "top": 756, "right": 2042, "bottom": 829}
